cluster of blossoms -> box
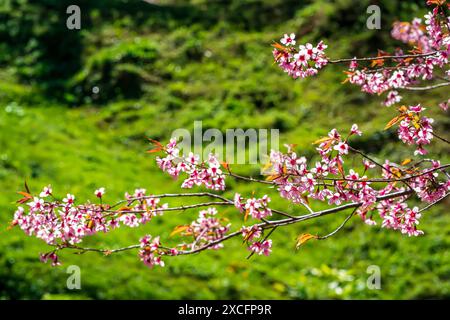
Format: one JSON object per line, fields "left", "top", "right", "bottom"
{"left": 156, "top": 138, "right": 226, "bottom": 191}
{"left": 377, "top": 201, "right": 424, "bottom": 236}
{"left": 40, "top": 251, "right": 61, "bottom": 267}
{"left": 12, "top": 186, "right": 169, "bottom": 266}
{"left": 121, "top": 188, "right": 169, "bottom": 227}
{"left": 234, "top": 193, "right": 272, "bottom": 219}
{"left": 396, "top": 105, "right": 434, "bottom": 155}
{"left": 248, "top": 240, "right": 272, "bottom": 256}
{"left": 391, "top": 18, "right": 433, "bottom": 52}
{"left": 384, "top": 90, "right": 402, "bottom": 107}
{"left": 184, "top": 208, "right": 231, "bottom": 250}
{"left": 265, "top": 124, "right": 362, "bottom": 206}
{"left": 273, "top": 33, "right": 328, "bottom": 79}
{"left": 439, "top": 98, "right": 449, "bottom": 111}
{"left": 257, "top": 121, "right": 448, "bottom": 236}
{"left": 240, "top": 225, "right": 272, "bottom": 256}
{"left": 15, "top": 191, "right": 109, "bottom": 246}
{"left": 347, "top": 6, "right": 450, "bottom": 106}
{"left": 273, "top": 3, "right": 449, "bottom": 108}
{"left": 138, "top": 235, "right": 178, "bottom": 268}
{"left": 409, "top": 159, "right": 450, "bottom": 203}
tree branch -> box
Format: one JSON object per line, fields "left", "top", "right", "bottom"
{"left": 402, "top": 82, "right": 450, "bottom": 91}
{"left": 329, "top": 51, "right": 438, "bottom": 64}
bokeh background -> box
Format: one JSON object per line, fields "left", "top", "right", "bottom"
{"left": 0, "top": 0, "right": 449, "bottom": 299}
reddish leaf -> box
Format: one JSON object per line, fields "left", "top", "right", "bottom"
{"left": 220, "top": 161, "right": 230, "bottom": 171}
{"left": 337, "top": 161, "right": 344, "bottom": 176}
{"left": 147, "top": 138, "right": 163, "bottom": 147}
{"left": 146, "top": 147, "right": 163, "bottom": 153}
{"left": 17, "top": 191, "right": 32, "bottom": 198}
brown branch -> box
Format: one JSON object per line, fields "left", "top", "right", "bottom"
{"left": 105, "top": 201, "right": 232, "bottom": 215}
{"left": 175, "top": 189, "right": 412, "bottom": 256}
{"left": 317, "top": 164, "right": 450, "bottom": 183}
{"left": 328, "top": 51, "right": 438, "bottom": 64}
{"left": 109, "top": 192, "right": 232, "bottom": 209}
{"left": 403, "top": 82, "right": 450, "bottom": 91}
{"left": 109, "top": 196, "right": 298, "bottom": 219}
{"left": 226, "top": 171, "right": 273, "bottom": 184}
{"left": 64, "top": 244, "right": 140, "bottom": 254}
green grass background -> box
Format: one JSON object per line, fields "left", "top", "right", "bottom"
{"left": 0, "top": 0, "right": 449, "bottom": 299}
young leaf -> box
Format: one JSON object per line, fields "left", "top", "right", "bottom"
{"left": 296, "top": 233, "right": 318, "bottom": 250}
{"left": 313, "top": 136, "right": 333, "bottom": 145}
{"left": 401, "top": 158, "right": 412, "bottom": 166}
{"left": 170, "top": 225, "right": 190, "bottom": 237}
{"left": 384, "top": 115, "right": 406, "bottom": 130}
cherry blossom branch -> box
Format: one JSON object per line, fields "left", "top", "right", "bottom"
{"left": 109, "top": 192, "right": 232, "bottom": 209}
{"left": 105, "top": 201, "right": 232, "bottom": 214}
{"left": 225, "top": 170, "right": 273, "bottom": 184}
{"left": 403, "top": 81, "right": 450, "bottom": 91}
{"left": 328, "top": 51, "right": 439, "bottom": 64}
{"left": 246, "top": 226, "right": 277, "bottom": 260}
{"left": 170, "top": 189, "right": 413, "bottom": 256}
{"left": 111, "top": 195, "right": 298, "bottom": 219}
{"left": 64, "top": 244, "right": 141, "bottom": 254}
{"left": 318, "top": 164, "right": 450, "bottom": 183}
{"left": 53, "top": 188, "right": 413, "bottom": 259}
{"left": 226, "top": 156, "right": 449, "bottom": 185}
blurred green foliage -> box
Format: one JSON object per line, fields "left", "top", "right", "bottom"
{"left": 0, "top": 0, "right": 449, "bottom": 299}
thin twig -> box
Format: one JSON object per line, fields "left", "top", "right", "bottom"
{"left": 349, "top": 146, "right": 414, "bottom": 191}
{"left": 109, "top": 192, "right": 232, "bottom": 209}
{"left": 418, "top": 192, "right": 450, "bottom": 213}
{"left": 317, "top": 207, "right": 359, "bottom": 240}
{"left": 226, "top": 171, "right": 273, "bottom": 184}
{"left": 246, "top": 226, "right": 278, "bottom": 260}
{"left": 105, "top": 201, "right": 232, "bottom": 215}
{"left": 432, "top": 132, "right": 450, "bottom": 145}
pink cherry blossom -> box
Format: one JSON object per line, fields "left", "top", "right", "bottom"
{"left": 333, "top": 142, "right": 349, "bottom": 155}
{"left": 39, "top": 185, "right": 52, "bottom": 198}
{"left": 95, "top": 187, "right": 105, "bottom": 198}
{"left": 280, "top": 33, "right": 296, "bottom": 46}
{"left": 273, "top": 36, "right": 328, "bottom": 79}
{"left": 249, "top": 239, "right": 272, "bottom": 256}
